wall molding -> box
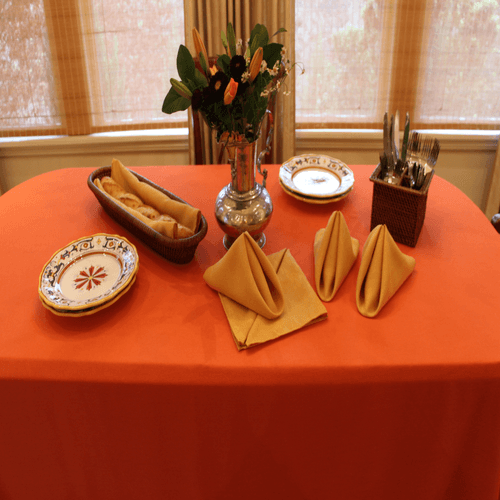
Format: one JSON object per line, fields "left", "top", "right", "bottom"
{"left": 296, "top": 129, "right": 499, "bottom": 153}
{"left": 0, "top": 129, "right": 189, "bottom": 158}
{"left": 2, "top": 128, "right": 498, "bottom": 158}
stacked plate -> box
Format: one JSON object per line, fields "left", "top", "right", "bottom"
{"left": 38, "top": 234, "right": 139, "bottom": 317}
{"left": 279, "top": 154, "right": 355, "bottom": 204}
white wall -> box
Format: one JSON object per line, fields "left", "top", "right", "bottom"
{"left": 1, "top": 129, "right": 498, "bottom": 214}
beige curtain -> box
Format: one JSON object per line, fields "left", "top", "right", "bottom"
{"left": 184, "top": 0, "right": 295, "bottom": 165}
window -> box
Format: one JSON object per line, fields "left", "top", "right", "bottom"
{"left": 3, "top": 1, "right": 500, "bottom": 138}
{"left": 84, "top": 0, "right": 186, "bottom": 130}
{"left": 0, "top": 0, "right": 185, "bottom": 137}
{"left": 295, "top": 0, "right": 500, "bottom": 130}
{"left": 1, "top": 1, "right": 61, "bottom": 131}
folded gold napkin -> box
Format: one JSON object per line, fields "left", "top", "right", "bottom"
{"left": 356, "top": 224, "right": 415, "bottom": 318}
{"left": 314, "top": 211, "right": 359, "bottom": 301}
{"left": 96, "top": 159, "right": 201, "bottom": 239}
{"left": 203, "top": 232, "right": 285, "bottom": 319}
{"left": 204, "top": 233, "right": 327, "bottom": 350}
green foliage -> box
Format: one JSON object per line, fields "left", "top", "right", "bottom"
{"left": 217, "top": 54, "right": 231, "bottom": 74}
{"left": 263, "top": 43, "right": 284, "bottom": 70}
{"left": 271, "top": 28, "right": 287, "bottom": 38}
{"left": 226, "top": 23, "right": 237, "bottom": 57}
{"left": 176, "top": 45, "right": 196, "bottom": 82}
{"left": 162, "top": 86, "right": 191, "bottom": 114}
{"left": 162, "top": 22, "right": 292, "bottom": 142}
{"left": 249, "top": 24, "right": 270, "bottom": 57}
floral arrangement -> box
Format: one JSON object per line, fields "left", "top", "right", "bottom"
{"left": 162, "top": 23, "right": 293, "bottom": 144}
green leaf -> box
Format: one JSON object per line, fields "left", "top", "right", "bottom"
{"left": 221, "top": 29, "right": 228, "bottom": 50}
{"left": 249, "top": 24, "right": 269, "bottom": 57}
{"left": 271, "top": 28, "right": 287, "bottom": 38}
{"left": 162, "top": 85, "right": 191, "bottom": 114}
{"left": 217, "top": 54, "right": 231, "bottom": 75}
{"left": 227, "top": 22, "right": 237, "bottom": 57}
{"left": 199, "top": 53, "right": 208, "bottom": 75}
{"left": 263, "top": 43, "right": 283, "bottom": 70}
{"left": 170, "top": 78, "right": 192, "bottom": 99}
{"left": 176, "top": 45, "right": 196, "bottom": 82}
{"left": 193, "top": 68, "right": 209, "bottom": 89}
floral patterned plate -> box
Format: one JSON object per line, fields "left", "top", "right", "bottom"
{"left": 39, "top": 234, "right": 139, "bottom": 312}
{"left": 40, "top": 275, "right": 137, "bottom": 317}
{"left": 279, "top": 154, "right": 355, "bottom": 199}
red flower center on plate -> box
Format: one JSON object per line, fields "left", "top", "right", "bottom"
{"left": 74, "top": 266, "right": 107, "bottom": 291}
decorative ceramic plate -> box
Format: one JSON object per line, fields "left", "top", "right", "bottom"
{"left": 39, "top": 234, "right": 139, "bottom": 312}
{"left": 39, "top": 275, "right": 137, "bottom": 317}
{"left": 279, "top": 179, "right": 353, "bottom": 204}
{"left": 279, "top": 155, "right": 355, "bottom": 199}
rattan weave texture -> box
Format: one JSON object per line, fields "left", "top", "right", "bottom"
{"left": 88, "top": 166, "right": 207, "bottom": 264}
{"left": 369, "top": 164, "right": 434, "bottom": 247}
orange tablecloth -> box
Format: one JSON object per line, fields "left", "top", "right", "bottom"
{"left": 1, "top": 164, "right": 499, "bottom": 500}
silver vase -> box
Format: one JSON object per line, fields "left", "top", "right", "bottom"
{"left": 215, "top": 119, "right": 273, "bottom": 249}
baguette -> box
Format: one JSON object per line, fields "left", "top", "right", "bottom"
{"left": 98, "top": 176, "right": 194, "bottom": 239}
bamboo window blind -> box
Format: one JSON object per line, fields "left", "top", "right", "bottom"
{"left": 2, "top": 0, "right": 500, "bottom": 138}
{"left": 295, "top": 0, "right": 500, "bottom": 130}
{"left": 1, "top": 0, "right": 186, "bottom": 137}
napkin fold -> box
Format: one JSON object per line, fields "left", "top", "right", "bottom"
{"left": 203, "top": 232, "right": 285, "bottom": 319}
{"left": 356, "top": 224, "right": 415, "bottom": 318}
{"left": 204, "top": 233, "right": 327, "bottom": 350}
{"left": 314, "top": 211, "right": 359, "bottom": 301}
{"left": 98, "top": 159, "right": 201, "bottom": 239}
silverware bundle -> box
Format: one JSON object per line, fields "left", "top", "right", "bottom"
{"left": 378, "top": 112, "right": 440, "bottom": 190}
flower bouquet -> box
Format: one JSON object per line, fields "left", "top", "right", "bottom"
{"left": 162, "top": 23, "right": 295, "bottom": 249}
{"left": 162, "top": 23, "right": 292, "bottom": 144}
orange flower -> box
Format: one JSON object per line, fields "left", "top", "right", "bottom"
{"left": 248, "top": 47, "right": 263, "bottom": 83}
{"left": 192, "top": 27, "right": 209, "bottom": 73}
{"left": 224, "top": 78, "right": 239, "bottom": 105}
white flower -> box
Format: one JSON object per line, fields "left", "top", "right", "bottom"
{"left": 260, "top": 60, "right": 268, "bottom": 73}
{"left": 241, "top": 71, "right": 250, "bottom": 83}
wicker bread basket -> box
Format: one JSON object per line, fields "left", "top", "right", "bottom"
{"left": 369, "top": 164, "right": 434, "bottom": 247}
{"left": 88, "top": 166, "right": 208, "bottom": 264}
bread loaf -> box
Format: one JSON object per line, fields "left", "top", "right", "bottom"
{"left": 96, "top": 176, "right": 195, "bottom": 239}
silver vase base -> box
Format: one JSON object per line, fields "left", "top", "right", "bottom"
{"left": 223, "top": 233, "right": 266, "bottom": 250}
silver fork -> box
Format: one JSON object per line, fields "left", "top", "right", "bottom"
{"left": 427, "top": 139, "right": 440, "bottom": 167}
{"left": 407, "top": 131, "right": 420, "bottom": 163}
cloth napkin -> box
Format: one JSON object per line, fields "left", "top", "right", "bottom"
{"left": 314, "top": 211, "right": 359, "bottom": 301}
{"left": 356, "top": 224, "right": 416, "bottom": 318}
{"left": 203, "top": 232, "right": 327, "bottom": 350}
{"left": 105, "top": 159, "right": 201, "bottom": 237}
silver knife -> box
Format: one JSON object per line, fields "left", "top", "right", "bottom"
{"left": 401, "top": 113, "right": 410, "bottom": 162}
{"left": 389, "top": 114, "right": 395, "bottom": 168}
{"left": 394, "top": 110, "right": 400, "bottom": 160}
{"left": 383, "top": 112, "right": 390, "bottom": 158}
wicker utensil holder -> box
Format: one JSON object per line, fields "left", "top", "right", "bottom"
{"left": 369, "top": 164, "right": 434, "bottom": 247}
{"left": 88, "top": 166, "right": 208, "bottom": 264}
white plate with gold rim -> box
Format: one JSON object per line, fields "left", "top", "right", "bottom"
{"left": 279, "top": 154, "right": 354, "bottom": 199}
{"left": 39, "top": 234, "right": 139, "bottom": 312}
{"left": 279, "top": 179, "right": 353, "bottom": 204}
